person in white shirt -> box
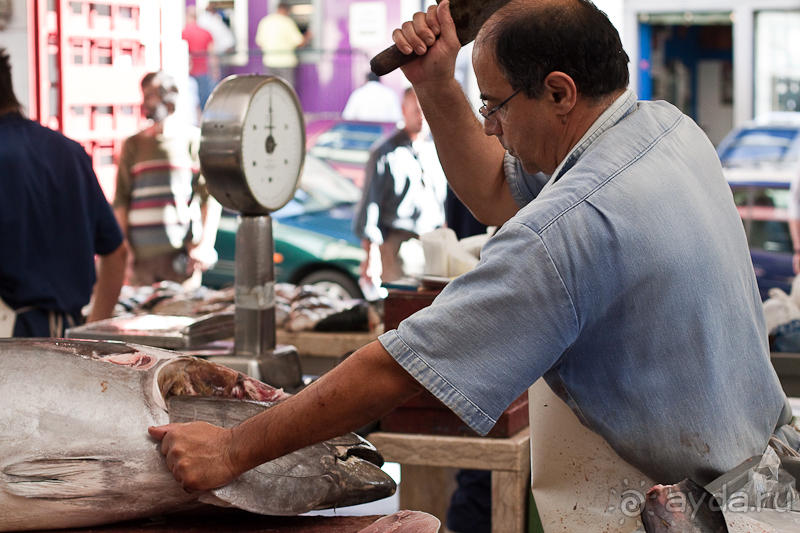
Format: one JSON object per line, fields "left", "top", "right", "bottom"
{"left": 255, "top": 2, "right": 311, "bottom": 88}
{"left": 198, "top": 5, "right": 235, "bottom": 57}
{"left": 342, "top": 72, "right": 403, "bottom": 123}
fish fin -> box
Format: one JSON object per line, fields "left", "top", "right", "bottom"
{"left": 167, "top": 396, "right": 271, "bottom": 427}
{"left": 3, "top": 458, "right": 124, "bottom": 499}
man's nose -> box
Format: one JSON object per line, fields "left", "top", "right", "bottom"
{"left": 482, "top": 118, "right": 501, "bottom": 136}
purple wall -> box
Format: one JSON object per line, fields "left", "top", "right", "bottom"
{"left": 226, "top": 0, "right": 408, "bottom": 116}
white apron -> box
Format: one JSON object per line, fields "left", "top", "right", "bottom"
{"left": 528, "top": 378, "right": 654, "bottom": 533}
{"left": 0, "top": 295, "right": 72, "bottom": 338}
{"left": 0, "top": 295, "right": 15, "bottom": 337}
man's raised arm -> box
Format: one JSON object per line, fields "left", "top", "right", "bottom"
{"left": 394, "top": 0, "right": 519, "bottom": 226}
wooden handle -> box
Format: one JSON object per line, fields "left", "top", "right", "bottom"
{"left": 370, "top": 44, "right": 420, "bottom": 77}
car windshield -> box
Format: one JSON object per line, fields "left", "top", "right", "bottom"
{"left": 309, "top": 122, "right": 390, "bottom": 164}
{"left": 274, "top": 155, "right": 362, "bottom": 218}
{"left": 719, "top": 127, "right": 800, "bottom": 167}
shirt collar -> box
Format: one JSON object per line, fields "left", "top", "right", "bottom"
{"left": 546, "top": 89, "right": 637, "bottom": 187}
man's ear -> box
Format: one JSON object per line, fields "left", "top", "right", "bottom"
{"left": 543, "top": 72, "right": 577, "bottom": 115}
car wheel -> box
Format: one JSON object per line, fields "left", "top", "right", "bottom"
{"left": 298, "top": 269, "right": 363, "bottom": 300}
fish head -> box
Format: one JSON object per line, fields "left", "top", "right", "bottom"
{"left": 205, "top": 432, "right": 396, "bottom": 515}
{"left": 166, "top": 395, "right": 396, "bottom": 516}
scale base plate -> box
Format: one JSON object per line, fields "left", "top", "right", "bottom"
{"left": 207, "top": 344, "right": 303, "bottom": 392}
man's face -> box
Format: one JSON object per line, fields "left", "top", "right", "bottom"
{"left": 142, "top": 82, "right": 169, "bottom": 123}
{"left": 402, "top": 92, "right": 424, "bottom": 136}
{"left": 473, "top": 43, "right": 560, "bottom": 175}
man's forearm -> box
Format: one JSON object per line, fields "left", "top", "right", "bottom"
{"left": 414, "top": 78, "right": 518, "bottom": 226}
{"left": 113, "top": 206, "right": 129, "bottom": 236}
{"left": 87, "top": 244, "right": 127, "bottom": 322}
{"left": 227, "top": 340, "right": 423, "bottom": 475}
{"left": 199, "top": 197, "right": 222, "bottom": 248}
{"left": 790, "top": 219, "right": 800, "bottom": 252}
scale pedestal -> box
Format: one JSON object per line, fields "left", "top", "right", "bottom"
{"left": 234, "top": 215, "right": 301, "bottom": 389}
{"left": 209, "top": 216, "right": 302, "bottom": 390}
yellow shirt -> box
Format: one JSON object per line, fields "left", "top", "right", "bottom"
{"left": 255, "top": 13, "right": 304, "bottom": 68}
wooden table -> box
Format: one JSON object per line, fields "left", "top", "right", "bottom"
{"left": 27, "top": 509, "right": 384, "bottom": 533}
{"left": 277, "top": 328, "right": 381, "bottom": 375}
{"left": 367, "top": 428, "right": 531, "bottom": 533}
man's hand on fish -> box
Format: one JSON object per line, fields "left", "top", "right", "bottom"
{"left": 148, "top": 421, "right": 238, "bottom": 491}
{"left": 393, "top": 0, "right": 460, "bottom": 86}
{"left": 149, "top": 341, "right": 423, "bottom": 494}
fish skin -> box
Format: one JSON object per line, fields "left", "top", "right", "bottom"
{"left": 0, "top": 338, "right": 396, "bottom": 531}
{"left": 640, "top": 478, "right": 729, "bottom": 533}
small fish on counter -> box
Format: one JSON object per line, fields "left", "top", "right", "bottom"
{"left": 103, "top": 282, "right": 381, "bottom": 333}
{"left": 277, "top": 284, "right": 381, "bottom": 333}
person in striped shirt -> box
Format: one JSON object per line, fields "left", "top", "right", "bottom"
{"left": 113, "top": 71, "right": 221, "bottom": 288}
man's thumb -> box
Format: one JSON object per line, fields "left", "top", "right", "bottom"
{"left": 438, "top": 0, "right": 455, "bottom": 31}
{"left": 148, "top": 424, "right": 172, "bottom": 440}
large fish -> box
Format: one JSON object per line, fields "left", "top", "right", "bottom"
{"left": 0, "top": 338, "right": 396, "bottom": 531}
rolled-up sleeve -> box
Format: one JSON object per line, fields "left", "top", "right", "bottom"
{"left": 379, "top": 221, "right": 578, "bottom": 435}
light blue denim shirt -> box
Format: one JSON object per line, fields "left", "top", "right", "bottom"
{"left": 379, "top": 91, "right": 788, "bottom": 485}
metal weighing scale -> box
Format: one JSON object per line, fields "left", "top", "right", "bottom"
{"left": 198, "top": 75, "right": 306, "bottom": 390}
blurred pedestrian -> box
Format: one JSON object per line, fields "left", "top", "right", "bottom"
{"left": 0, "top": 48, "right": 127, "bottom": 337}
{"left": 788, "top": 168, "right": 800, "bottom": 274}
{"left": 353, "top": 87, "right": 447, "bottom": 284}
{"left": 255, "top": 2, "right": 312, "bottom": 88}
{"left": 113, "top": 71, "right": 222, "bottom": 289}
{"left": 198, "top": 4, "right": 235, "bottom": 57}
{"left": 182, "top": 6, "right": 217, "bottom": 109}
{"left": 342, "top": 72, "right": 403, "bottom": 123}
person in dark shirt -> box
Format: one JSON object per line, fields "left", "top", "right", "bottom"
{"left": 0, "top": 48, "right": 127, "bottom": 337}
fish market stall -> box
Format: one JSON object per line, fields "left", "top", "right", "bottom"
{"left": 66, "top": 282, "right": 381, "bottom": 378}
{"left": 34, "top": 75, "right": 406, "bottom": 532}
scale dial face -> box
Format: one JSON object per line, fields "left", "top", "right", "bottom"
{"left": 240, "top": 78, "right": 305, "bottom": 211}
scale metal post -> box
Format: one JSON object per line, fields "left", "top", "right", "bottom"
{"left": 198, "top": 75, "right": 306, "bottom": 390}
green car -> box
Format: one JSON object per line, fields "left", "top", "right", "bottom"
{"left": 202, "top": 155, "right": 366, "bottom": 299}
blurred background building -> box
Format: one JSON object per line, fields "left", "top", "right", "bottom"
{"left": 0, "top": 0, "right": 798, "bottom": 196}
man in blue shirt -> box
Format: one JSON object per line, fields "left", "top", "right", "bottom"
{"left": 0, "top": 48, "right": 126, "bottom": 337}
{"left": 149, "top": 0, "right": 793, "bottom": 520}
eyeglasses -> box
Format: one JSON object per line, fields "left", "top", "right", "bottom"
{"left": 479, "top": 86, "right": 525, "bottom": 126}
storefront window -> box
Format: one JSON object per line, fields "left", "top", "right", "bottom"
{"left": 754, "top": 11, "right": 800, "bottom": 116}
